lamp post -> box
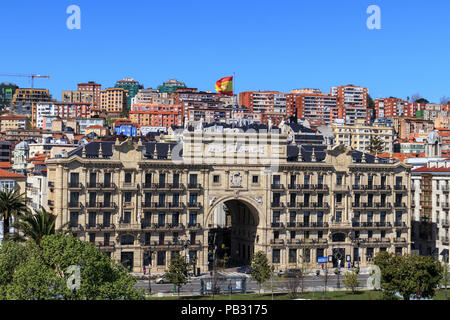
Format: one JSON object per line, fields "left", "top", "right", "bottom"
{"left": 336, "top": 259, "right": 341, "bottom": 289}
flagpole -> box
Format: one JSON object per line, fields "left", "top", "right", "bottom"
{"left": 233, "top": 72, "right": 236, "bottom": 105}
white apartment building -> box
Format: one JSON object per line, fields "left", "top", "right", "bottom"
{"left": 411, "top": 160, "right": 450, "bottom": 263}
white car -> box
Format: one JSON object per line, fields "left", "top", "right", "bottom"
{"left": 155, "top": 277, "right": 168, "bottom": 284}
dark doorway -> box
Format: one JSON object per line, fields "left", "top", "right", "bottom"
{"left": 208, "top": 200, "right": 258, "bottom": 269}
{"left": 121, "top": 252, "right": 134, "bottom": 270}
{"left": 332, "top": 248, "right": 345, "bottom": 268}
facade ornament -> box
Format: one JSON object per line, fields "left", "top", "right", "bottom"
{"left": 168, "top": 144, "right": 172, "bottom": 159}
{"left": 153, "top": 144, "right": 158, "bottom": 160}
{"left": 209, "top": 196, "right": 218, "bottom": 206}
{"left": 253, "top": 196, "right": 263, "bottom": 206}
{"left": 311, "top": 148, "right": 316, "bottom": 162}
{"left": 82, "top": 144, "right": 86, "bottom": 158}
{"left": 361, "top": 152, "right": 366, "bottom": 163}
{"left": 98, "top": 143, "right": 103, "bottom": 158}
{"left": 230, "top": 172, "right": 243, "bottom": 188}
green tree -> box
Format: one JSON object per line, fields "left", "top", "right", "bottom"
{"left": 441, "top": 262, "right": 449, "bottom": 300}
{"left": 0, "top": 188, "right": 29, "bottom": 240}
{"left": 164, "top": 253, "right": 189, "bottom": 298}
{"left": 342, "top": 270, "right": 359, "bottom": 294}
{"left": 366, "top": 136, "right": 384, "bottom": 154}
{"left": 11, "top": 207, "right": 68, "bottom": 244}
{"left": 250, "top": 251, "right": 272, "bottom": 295}
{"left": 0, "top": 234, "right": 145, "bottom": 300}
{"left": 374, "top": 252, "right": 442, "bottom": 300}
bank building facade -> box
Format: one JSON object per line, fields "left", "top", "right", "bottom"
{"left": 46, "top": 123, "right": 412, "bottom": 273}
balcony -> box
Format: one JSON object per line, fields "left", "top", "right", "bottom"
{"left": 442, "top": 237, "right": 450, "bottom": 244}
{"left": 442, "top": 202, "right": 450, "bottom": 210}
{"left": 442, "top": 186, "right": 450, "bottom": 193}
{"left": 289, "top": 184, "right": 329, "bottom": 192}
{"left": 86, "top": 202, "right": 117, "bottom": 210}
{"left": 143, "top": 183, "right": 185, "bottom": 191}
{"left": 48, "top": 181, "right": 54, "bottom": 189}
{"left": 394, "top": 221, "right": 407, "bottom": 228}
{"left": 117, "top": 223, "right": 141, "bottom": 231}
{"left": 271, "top": 202, "right": 284, "bottom": 209}
{"left": 393, "top": 237, "right": 407, "bottom": 243}
{"left": 187, "top": 223, "right": 202, "bottom": 230}
{"left": 68, "top": 202, "right": 83, "bottom": 210}
{"left": 352, "top": 221, "right": 392, "bottom": 229}
{"left": 330, "top": 221, "right": 352, "bottom": 229}
{"left": 68, "top": 224, "right": 84, "bottom": 231}
{"left": 86, "top": 182, "right": 116, "bottom": 191}
{"left": 393, "top": 185, "right": 407, "bottom": 192}
{"left": 393, "top": 202, "right": 407, "bottom": 209}
{"left": 442, "top": 219, "right": 449, "bottom": 227}
{"left": 271, "top": 184, "right": 284, "bottom": 190}
{"left": 352, "top": 185, "right": 391, "bottom": 192}
{"left": 96, "top": 242, "right": 115, "bottom": 250}
{"left": 121, "top": 182, "right": 138, "bottom": 191}
{"left": 270, "top": 239, "right": 284, "bottom": 246}
{"left": 298, "top": 202, "right": 329, "bottom": 210}
{"left": 334, "top": 184, "right": 349, "bottom": 192}
{"left": 271, "top": 222, "right": 284, "bottom": 229}
{"left": 68, "top": 182, "right": 83, "bottom": 190}
{"left": 47, "top": 200, "right": 54, "bottom": 207}
{"left": 187, "top": 183, "right": 202, "bottom": 190}
{"left": 187, "top": 202, "right": 202, "bottom": 209}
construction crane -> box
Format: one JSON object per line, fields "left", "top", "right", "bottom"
{"left": 0, "top": 73, "right": 50, "bottom": 88}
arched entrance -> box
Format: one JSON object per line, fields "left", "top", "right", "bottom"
{"left": 207, "top": 199, "right": 260, "bottom": 270}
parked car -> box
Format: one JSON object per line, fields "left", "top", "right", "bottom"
{"left": 155, "top": 277, "right": 168, "bottom": 284}
{"left": 237, "top": 266, "right": 253, "bottom": 274}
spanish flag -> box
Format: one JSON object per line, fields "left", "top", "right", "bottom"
{"left": 215, "top": 76, "right": 233, "bottom": 96}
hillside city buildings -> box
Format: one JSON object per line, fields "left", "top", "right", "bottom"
{"left": 0, "top": 76, "right": 448, "bottom": 272}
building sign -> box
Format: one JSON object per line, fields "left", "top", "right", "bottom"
{"left": 206, "top": 144, "right": 265, "bottom": 155}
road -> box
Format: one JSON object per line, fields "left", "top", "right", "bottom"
{"left": 135, "top": 273, "right": 371, "bottom": 295}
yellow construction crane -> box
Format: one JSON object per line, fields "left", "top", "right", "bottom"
{"left": 0, "top": 73, "right": 50, "bottom": 88}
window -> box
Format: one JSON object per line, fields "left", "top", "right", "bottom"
{"left": 336, "top": 174, "right": 343, "bottom": 185}
{"left": 124, "top": 192, "right": 132, "bottom": 203}
{"left": 252, "top": 176, "right": 259, "bottom": 183}
{"left": 272, "top": 249, "right": 280, "bottom": 263}
{"left": 159, "top": 233, "right": 165, "bottom": 245}
{"left": 157, "top": 251, "right": 166, "bottom": 266}
{"left": 125, "top": 172, "right": 132, "bottom": 183}
{"left": 120, "top": 235, "right": 134, "bottom": 245}
{"left": 289, "top": 249, "right": 297, "bottom": 263}
{"left": 189, "top": 212, "right": 197, "bottom": 226}
{"left": 273, "top": 175, "right": 280, "bottom": 186}
{"left": 335, "top": 211, "right": 342, "bottom": 222}
{"left": 158, "top": 213, "right": 166, "bottom": 226}
{"left": 317, "top": 248, "right": 324, "bottom": 260}
{"left": 303, "top": 248, "right": 311, "bottom": 263}
{"left": 89, "top": 233, "right": 95, "bottom": 243}
{"left": 336, "top": 194, "right": 342, "bottom": 203}
{"left": 123, "top": 211, "right": 131, "bottom": 224}
{"left": 213, "top": 175, "right": 220, "bottom": 183}
{"left": 104, "top": 233, "right": 110, "bottom": 245}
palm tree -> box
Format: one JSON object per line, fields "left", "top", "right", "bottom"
{"left": 11, "top": 207, "right": 68, "bottom": 244}
{"left": 0, "top": 188, "right": 29, "bottom": 241}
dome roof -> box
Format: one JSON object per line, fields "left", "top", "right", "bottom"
{"left": 15, "top": 141, "right": 29, "bottom": 149}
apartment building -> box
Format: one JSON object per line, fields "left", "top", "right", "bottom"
{"left": 411, "top": 160, "right": 450, "bottom": 263}
{"left": 100, "top": 88, "right": 128, "bottom": 117}
{"left": 375, "top": 98, "right": 409, "bottom": 118}
{"left": 62, "top": 90, "right": 94, "bottom": 104}
{"left": 396, "top": 117, "right": 434, "bottom": 140}
{"left": 286, "top": 92, "right": 337, "bottom": 124}
{"left": 10, "top": 88, "right": 53, "bottom": 115}
{"left": 332, "top": 121, "right": 394, "bottom": 153}
{"left": 129, "top": 104, "right": 184, "bottom": 128}
{"left": 78, "top": 81, "right": 102, "bottom": 107}
{"left": 33, "top": 102, "right": 91, "bottom": 129}
{"left": 0, "top": 113, "right": 29, "bottom": 132}
{"left": 331, "top": 85, "right": 368, "bottom": 125}
{"left": 46, "top": 125, "right": 411, "bottom": 273}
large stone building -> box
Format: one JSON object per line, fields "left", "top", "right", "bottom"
{"left": 46, "top": 124, "right": 412, "bottom": 273}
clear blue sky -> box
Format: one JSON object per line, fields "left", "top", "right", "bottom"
{"left": 1, "top": 0, "right": 450, "bottom": 102}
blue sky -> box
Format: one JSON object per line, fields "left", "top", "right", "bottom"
{"left": 1, "top": 0, "right": 450, "bottom": 102}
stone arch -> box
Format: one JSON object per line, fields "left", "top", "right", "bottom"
{"left": 205, "top": 195, "right": 263, "bottom": 228}
{"left": 205, "top": 195, "right": 263, "bottom": 268}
